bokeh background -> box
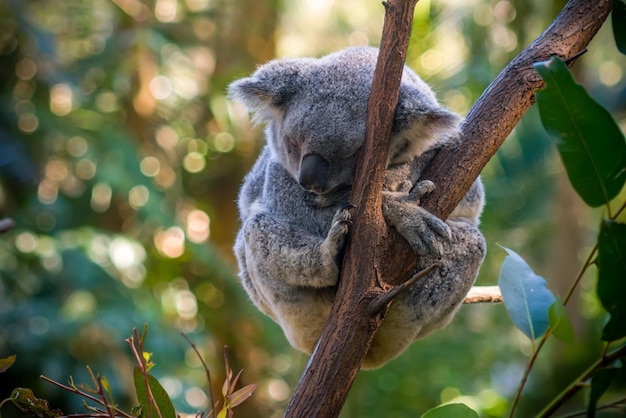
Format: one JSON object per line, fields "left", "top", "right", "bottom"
{"left": 1, "top": 0, "right": 625, "bottom": 417}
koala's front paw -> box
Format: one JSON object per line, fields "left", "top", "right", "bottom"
{"left": 382, "top": 184, "right": 451, "bottom": 257}
{"left": 327, "top": 204, "right": 355, "bottom": 244}
{"left": 409, "top": 180, "right": 435, "bottom": 201}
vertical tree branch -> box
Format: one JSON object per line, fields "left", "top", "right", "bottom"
{"left": 284, "top": 0, "right": 419, "bottom": 416}
{"left": 285, "top": 0, "right": 611, "bottom": 416}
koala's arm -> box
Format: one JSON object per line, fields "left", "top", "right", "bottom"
{"left": 237, "top": 158, "right": 351, "bottom": 289}
{"left": 239, "top": 207, "right": 351, "bottom": 289}
{"left": 382, "top": 176, "right": 484, "bottom": 255}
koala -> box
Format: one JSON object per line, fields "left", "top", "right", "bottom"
{"left": 229, "top": 47, "right": 486, "bottom": 369}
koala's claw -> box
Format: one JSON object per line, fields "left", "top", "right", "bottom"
{"left": 396, "top": 180, "right": 413, "bottom": 193}
{"left": 409, "top": 180, "right": 435, "bottom": 201}
{"left": 342, "top": 203, "right": 357, "bottom": 211}
{"left": 328, "top": 205, "right": 353, "bottom": 243}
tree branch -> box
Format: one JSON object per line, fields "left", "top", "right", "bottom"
{"left": 285, "top": 0, "right": 611, "bottom": 416}
{"left": 284, "top": 0, "right": 419, "bottom": 415}
{"left": 537, "top": 344, "right": 626, "bottom": 417}
{"left": 464, "top": 286, "right": 503, "bottom": 304}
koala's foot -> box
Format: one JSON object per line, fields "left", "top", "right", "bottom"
{"left": 382, "top": 182, "right": 451, "bottom": 256}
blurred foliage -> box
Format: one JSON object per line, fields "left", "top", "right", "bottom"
{"left": 0, "top": 0, "right": 624, "bottom": 417}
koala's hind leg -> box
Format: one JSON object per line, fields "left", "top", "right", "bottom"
{"left": 404, "top": 218, "right": 485, "bottom": 339}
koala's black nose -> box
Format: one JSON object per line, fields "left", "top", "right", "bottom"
{"left": 299, "top": 153, "right": 330, "bottom": 193}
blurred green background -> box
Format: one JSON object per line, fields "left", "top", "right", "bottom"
{"left": 0, "top": 0, "right": 624, "bottom": 417}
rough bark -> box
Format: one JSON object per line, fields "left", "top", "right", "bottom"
{"left": 284, "top": 1, "right": 419, "bottom": 416}
{"left": 285, "top": 0, "right": 612, "bottom": 416}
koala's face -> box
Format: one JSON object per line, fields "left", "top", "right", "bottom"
{"left": 269, "top": 94, "right": 367, "bottom": 196}
{"left": 228, "top": 47, "right": 461, "bottom": 197}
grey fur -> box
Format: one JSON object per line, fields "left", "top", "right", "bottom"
{"left": 229, "top": 47, "right": 485, "bottom": 369}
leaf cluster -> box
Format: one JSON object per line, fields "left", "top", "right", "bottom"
{"left": 496, "top": 51, "right": 626, "bottom": 418}
{"left": 0, "top": 326, "right": 256, "bottom": 418}
{"left": 421, "top": 4, "right": 626, "bottom": 416}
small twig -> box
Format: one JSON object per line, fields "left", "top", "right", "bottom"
{"left": 39, "top": 376, "right": 134, "bottom": 418}
{"left": 40, "top": 377, "right": 103, "bottom": 407}
{"left": 564, "top": 48, "right": 588, "bottom": 64}
{"left": 180, "top": 332, "right": 217, "bottom": 414}
{"left": 563, "top": 244, "right": 597, "bottom": 306}
{"left": 537, "top": 344, "right": 626, "bottom": 417}
{"left": 370, "top": 264, "right": 438, "bottom": 314}
{"left": 86, "top": 366, "right": 116, "bottom": 418}
{"left": 463, "top": 286, "right": 503, "bottom": 304}
{"left": 614, "top": 200, "right": 626, "bottom": 219}
{"left": 556, "top": 397, "right": 626, "bottom": 418}
{"left": 509, "top": 332, "right": 552, "bottom": 417}
{"left": 126, "top": 328, "right": 163, "bottom": 418}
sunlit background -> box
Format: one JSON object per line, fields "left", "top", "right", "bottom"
{"left": 0, "top": 0, "right": 625, "bottom": 417}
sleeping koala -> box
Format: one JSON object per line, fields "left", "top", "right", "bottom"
{"left": 229, "top": 47, "right": 485, "bottom": 369}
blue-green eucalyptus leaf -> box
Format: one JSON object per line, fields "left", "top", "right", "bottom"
{"left": 498, "top": 246, "right": 556, "bottom": 340}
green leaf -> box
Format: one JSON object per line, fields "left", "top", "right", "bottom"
{"left": 597, "top": 220, "right": 626, "bottom": 341}
{"left": 613, "top": 0, "right": 626, "bottom": 55}
{"left": 498, "top": 246, "right": 556, "bottom": 340}
{"left": 100, "top": 376, "right": 111, "bottom": 394}
{"left": 548, "top": 299, "right": 575, "bottom": 343}
{"left": 133, "top": 368, "right": 176, "bottom": 418}
{"left": 422, "top": 403, "right": 479, "bottom": 418}
{"left": 0, "top": 355, "right": 16, "bottom": 373}
{"left": 10, "top": 388, "right": 63, "bottom": 418}
{"left": 534, "top": 56, "right": 626, "bottom": 207}
{"left": 587, "top": 367, "right": 619, "bottom": 418}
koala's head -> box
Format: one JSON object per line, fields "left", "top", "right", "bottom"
{"left": 228, "top": 47, "right": 460, "bottom": 196}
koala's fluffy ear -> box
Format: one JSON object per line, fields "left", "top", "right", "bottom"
{"left": 228, "top": 59, "right": 313, "bottom": 123}
{"left": 389, "top": 83, "right": 462, "bottom": 165}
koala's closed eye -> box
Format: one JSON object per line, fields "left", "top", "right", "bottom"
{"left": 286, "top": 135, "right": 300, "bottom": 150}
{"left": 345, "top": 147, "right": 360, "bottom": 159}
